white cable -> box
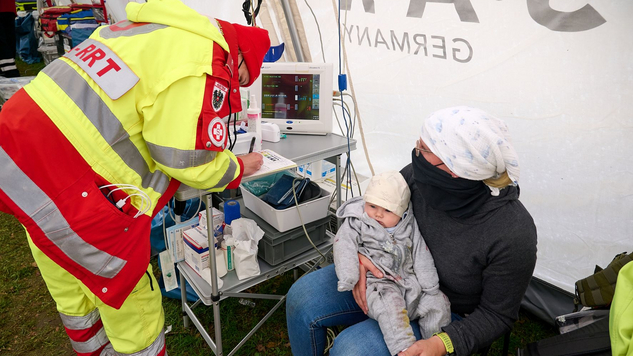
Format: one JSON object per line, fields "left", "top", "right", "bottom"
{"left": 163, "top": 191, "right": 203, "bottom": 252}
{"left": 329, "top": 0, "right": 375, "bottom": 176}
{"left": 162, "top": 205, "right": 168, "bottom": 251}
{"left": 181, "top": 191, "right": 204, "bottom": 226}
{"left": 98, "top": 183, "right": 152, "bottom": 219}
{"left": 291, "top": 176, "right": 327, "bottom": 260}
{"left": 168, "top": 199, "right": 177, "bottom": 222}
{"left": 303, "top": 0, "right": 326, "bottom": 63}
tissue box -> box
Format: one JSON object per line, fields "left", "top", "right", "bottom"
{"left": 240, "top": 181, "right": 331, "bottom": 232}
{"left": 297, "top": 160, "right": 336, "bottom": 180}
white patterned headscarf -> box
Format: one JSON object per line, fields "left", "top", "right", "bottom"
{"left": 420, "top": 106, "right": 520, "bottom": 196}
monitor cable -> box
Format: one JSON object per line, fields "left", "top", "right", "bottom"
{"left": 291, "top": 176, "right": 327, "bottom": 260}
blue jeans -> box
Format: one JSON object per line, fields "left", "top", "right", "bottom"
{"left": 286, "top": 264, "right": 425, "bottom": 356}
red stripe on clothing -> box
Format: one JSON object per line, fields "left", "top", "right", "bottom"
{"left": 64, "top": 319, "right": 104, "bottom": 342}
{"left": 0, "top": 90, "right": 153, "bottom": 309}
{"left": 152, "top": 179, "right": 180, "bottom": 219}
{"left": 226, "top": 157, "right": 244, "bottom": 190}
{"left": 110, "top": 21, "right": 150, "bottom": 31}
{"left": 157, "top": 343, "right": 166, "bottom": 356}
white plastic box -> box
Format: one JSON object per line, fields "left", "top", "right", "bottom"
{"left": 240, "top": 183, "right": 331, "bottom": 232}
{"left": 296, "top": 160, "right": 336, "bottom": 180}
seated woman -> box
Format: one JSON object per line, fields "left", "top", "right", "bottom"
{"left": 286, "top": 106, "right": 538, "bottom": 356}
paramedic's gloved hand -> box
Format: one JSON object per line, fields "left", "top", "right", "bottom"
{"left": 240, "top": 152, "right": 264, "bottom": 177}
{"left": 398, "top": 337, "right": 446, "bottom": 356}
{"left": 353, "top": 253, "right": 383, "bottom": 314}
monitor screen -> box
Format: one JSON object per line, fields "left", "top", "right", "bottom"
{"left": 249, "top": 62, "right": 333, "bottom": 135}
{"left": 261, "top": 73, "right": 321, "bottom": 121}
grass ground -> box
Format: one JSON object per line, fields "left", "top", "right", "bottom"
{"left": 0, "top": 60, "right": 559, "bottom": 355}
{"left": 0, "top": 209, "right": 559, "bottom": 356}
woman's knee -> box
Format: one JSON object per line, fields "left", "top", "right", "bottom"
{"left": 329, "top": 320, "right": 390, "bottom": 356}
{"left": 329, "top": 331, "right": 388, "bottom": 356}
{"left": 287, "top": 266, "right": 337, "bottom": 320}
{"left": 286, "top": 273, "right": 318, "bottom": 320}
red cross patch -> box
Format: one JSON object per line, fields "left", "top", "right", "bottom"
{"left": 207, "top": 117, "right": 226, "bottom": 149}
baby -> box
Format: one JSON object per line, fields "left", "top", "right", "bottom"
{"left": 333, "top": 171, "right": 451, "bottom": 355}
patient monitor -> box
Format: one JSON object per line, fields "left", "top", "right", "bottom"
{"left": 250, "top": 62, "right": 334, "bottom": 135}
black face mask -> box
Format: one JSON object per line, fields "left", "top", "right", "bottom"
{"left": 411, "top": 149, "right": 490, "bottom": 218}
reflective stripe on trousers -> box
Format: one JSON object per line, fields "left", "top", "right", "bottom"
{"left": 59, "top": 308, "right": 167, "bottom": 356}
{"left": 60, "top": 309, "right": 110, "bottom": 355}
{"left": 99, "top": 330, "right": 167, "bottom": 356}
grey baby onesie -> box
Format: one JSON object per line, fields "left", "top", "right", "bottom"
{"left": 333, "top": 196, "right": 451, "bottom": 355}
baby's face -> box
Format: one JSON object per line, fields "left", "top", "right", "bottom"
{"left": 364, "top": 202, "right": 401, "bottom": 228}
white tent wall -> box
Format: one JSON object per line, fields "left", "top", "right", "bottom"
{"left": 290, "top": 0, "right": 633, "bottom": 322}
{"left": 107, "top": 0, "right": 632, "bottom": 322}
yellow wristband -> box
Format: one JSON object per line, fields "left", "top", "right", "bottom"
{"left": 433, "top": 332, "right": 454, "bottom": 354}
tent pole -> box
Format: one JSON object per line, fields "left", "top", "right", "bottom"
{"left": 279, "top": 0, "right": 305, "bottom": 62}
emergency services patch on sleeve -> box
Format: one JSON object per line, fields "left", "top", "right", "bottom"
{"left": 212, "top": 82, "right": 228, "bottom": 112}
{"left": 206, "top": 117, "right": 227, "bottom": 149}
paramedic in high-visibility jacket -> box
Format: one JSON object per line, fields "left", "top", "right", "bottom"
{"left": 0, "top": 0, "right": 270, "bottom": 354}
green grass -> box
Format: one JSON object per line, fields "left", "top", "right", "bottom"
{"left": 15, "top": 58, "right": 46, "bottom": 77}
{"left": 0, "top": 211, "right": 558, "bottom": 356}
{"left": 0, "top": 60, "right": 559, "bottom": 356}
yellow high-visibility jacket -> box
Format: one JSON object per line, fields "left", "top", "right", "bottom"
{"left": 610, "top": 261, "right": 633, "bottom": 356}
{"left": 0, "top": 0, "right": 247, "bottom": 308}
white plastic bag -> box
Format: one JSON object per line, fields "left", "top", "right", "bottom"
{"left": 230, "top": 218, "right": 264, "bottom": 280}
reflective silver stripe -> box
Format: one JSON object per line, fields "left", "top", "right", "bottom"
{"left": 1, "top": 65, "right": 17, "bottom": 71}
{"left": 100, "top": 21, "right": 167, "bottom": 39}
{"left": 0, "top": 58, "right": 15, "bottom": 65}
{"left": 100, "top": 329, "right": 166, "bottom": 356}
{"left": 42, "top": 60, "right": 170, "bottom": 194}
{"left": 146, "top": 142, "right": 218, "bottom": 169}
{"left": 208, "top": 158, "right": 238, "bottom": 190}
{"left": 148, "top": 141, "right": 237, "bottom": 189}
{"left": 60, "top": 310, "right": 110, "bottom": 353}
{"left": 71, "top": 327, "right": 109, "bottom": 353}
{"left": 0, "top": 148, "right": 127, "bottom": 278}
{"left": 60, "top": 309, "right": 101, "bottom": 330}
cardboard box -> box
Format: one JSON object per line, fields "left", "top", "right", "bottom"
{"left": 296, "top": 160, "right": 336, "bottom": 180}
{"left": 197, "top": 207, "right": 224, "bottom": 238}
{"left": 182, "top": 227, "right": 226, "bottom": 285}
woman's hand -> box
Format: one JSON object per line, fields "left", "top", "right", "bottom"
{"left": 352, "top": 254, "right": 383, "bottom": 314}
{"left": 397, "top": 336, "right": 446, "bottom": 356}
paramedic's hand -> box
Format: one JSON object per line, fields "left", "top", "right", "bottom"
{"left": 240, "top": 152, "right": 264, "bottom": 177}
{"left": 353, "top": 253, "right": 383, "bottom": 314}
{"left": 398, "top": 336, "right": 446, "bottom": 356}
